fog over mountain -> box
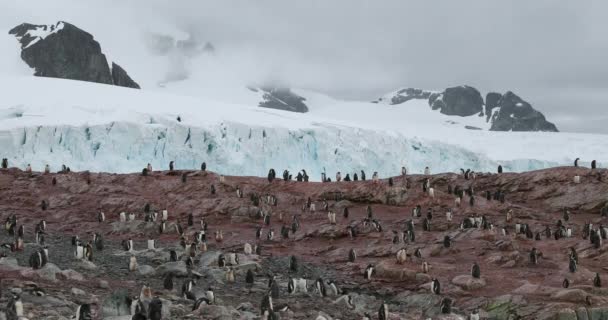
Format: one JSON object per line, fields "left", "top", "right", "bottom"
{"left": 1, "top": 0, "right": 606, "bottom": 133}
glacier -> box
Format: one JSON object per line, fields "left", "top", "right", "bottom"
{"left": 1, "top": 76, "right": 605, "bottom": 180}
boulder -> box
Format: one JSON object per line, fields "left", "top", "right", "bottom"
{"left": 137, "top": 265, "right": 156, "bottom": 276}
{"left": 555, "top": 308, "right": 577, "bottom": 320}
{"left": 551, "top": 289, "right": 588, "bottom": 303}
{"left": 155, "top": 261, "right": 188, "bottom": 277}
{"left": 451, "top": 275, "right": 486, "bottom": 290}
{"left": 375, "top": 260, "right": 417, "bottom": 281}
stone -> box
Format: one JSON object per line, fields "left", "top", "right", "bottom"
{"left": 551, "top": 289, "right": 588, "bottom": 303}
{"left": 451, "top": 275, "right": 487, "bottom": 290}
{"left": 71, "top": 287, "right": 86, "bottom": 296}
{"left": 155, "top": 261, "right": 188, "bottom": 277}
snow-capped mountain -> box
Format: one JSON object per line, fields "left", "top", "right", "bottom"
{"left": 0, "top": 19, "right": 606, "bottom": 178}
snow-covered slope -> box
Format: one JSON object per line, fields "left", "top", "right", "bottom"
{"left": 0, "top": 75, "right": 606, "bottom": 179}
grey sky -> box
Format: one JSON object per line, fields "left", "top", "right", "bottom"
{"left": 4, "top": 0, "right": 607, "bottom": 133}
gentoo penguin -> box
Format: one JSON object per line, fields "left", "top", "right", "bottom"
{"left": 348, "top": 248, "right": 357, "bottom": 262}
{"left": 497, "top": 165, "right": 503, "bottom": 174}
{"left": 574, "top": 158, "right": 580, "bottom": 167}
{"left": 289, "top": 256, "right": 298, "bottom": 272}
{"left": 244, "top": 243, "right": 253, "bottom": 255}
{"left": 75, "top": 303, "right": 92, "bottom": 320}
{"left": 431, "top": 278, "right": 441, "bottom": 294}
{"left": 327, "top": 280, "right": 339, "bottom": 296}
{"left": 256, "top": 227, "right": 263, "bottom": 240}
{"left": 162, "top": 209, "right": 168, "bottom": 222}
{"left": 261, "top": 294, "right": 274, "bottom": 315}
{"left": 128, "top": 212, "right": 136, "bottom": 221}
{"left": 422, "top": 261, "right": 429, "bottom": 273}
{"left": 569, "top": 256, "right": 577, "bottom": 273}
{"left": 246, "top": 269, "right": 255, "bottom": 291}
{"left": 378, "top": 302, "right": 389, "bottom": 320}
{"left": 187, "top": 213, "right": 194, "bottom": 226}
{"left": 72, "top": 235, "right": 80, "bottom": 246}
{"left": 530, "top": 247, "right": 540, "bottom": 265}
{"left": 29, "top": 250, "right": 44, "bottom": 269}
{"left": 169, "top": 160, "right": 175, "bottom": 171}
{"left": 396, "top": 248, "right": 407, "bottom": 264}
{"left": 129, "top": 256, "right": 138, "bottom": 272}
{"left": 192, "top": 297, "right": 211, "bottom": 311}
{"left": 471, "top": 262, "right": 481, "bottom": 278}
{"left": 6, "top": 292, "right": 24, "bottom": 319}
{"left": 163, "top": 273, "right": 174, "bottom": 290}
{"left": 594, "top": 273, "right": 602, "bottom": 287}
{"left": 98, "top": 211, "right": 105, "bottom": 223}
{"left": 169, "top": 250, "right": 178, "bottom": 262}
{"left": 175, "top": 221, "right": 184, "bottom": 236}
{"left": 424, "top": 166, "right": 431, "bottom": 175}
{"left": 218, "top": 254, "right": 226, "bottom": 267}
{"left": 591, "top": 160, "right": 597, "bottom": 169}
{"left": 84, "top": 242, "right": 93, "bottom": 261}
{"left": 123, "top": 239, "right": 133, "bottom": 251}
{"left": 415, "top": 248, "right": 422, "bottom": 259}
{"left": 205, "top": 287, "right": 215, "bottom": 304}
{"left": 182, "top": 279, "right": 197, "bottom": 300}
{"left": 446, "top": 210, "right": 453, "bottom": 222}
{"left": 443, "top": 235, "right": 452, "bottom": 248}
{"left": 315, "top": 278, "right": 327, "bottom": 297}
{"left": 469, "top": 309, "right": 480, "bottom": 320}
{"left": 440, "top": 297, "right": 452, "bottom": 314}
{"left": 267, "top": 229, "right": 275, "bottom": 241}
{"left": 270, "top": 278, "right": 280, "bottom": 298}
{"left": 562, "top": 278, "right": 570, "bottom": 288}
{"left": 148, "top": 297, "right": 162, "bottom": 320}
{"left": 364, "top": 264, "right": 374, "bottom": 280}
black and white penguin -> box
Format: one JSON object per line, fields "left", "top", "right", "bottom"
{"left": 181, "top": 279, "right": 196, "bottom": 299}
{"left": 563, "top": 278, "right": 570, "bottom": 288}
{"left": 497, "top": 165, "right": 503, "bottom": 174}
{"left": 201, "top": 162, "right": 207, "bottom": 171}
{"left": 169, "top": 160, "right": 175, "bottom": 171}
{"left": 188, "top": 213, "right": 194, "bottom": 227}
{"left": 574, "top": 158, "right": 580, "bottom": 167}
{"left": 218, "top": 254, "right": 226, "bottom": 268}
{"left": 29, "top": 250, "right": 44, "bottom": 269}
{"left": 348, "top": 248, "right": 357, "bottom": 262}
{"left": 443, "top": 235, "right": 452, "bottom": 248}
{"left": 289, "top": 256, "right": 298, "bottom": 272}
{"left": 261, "top": 294, "right": 274, "bottom": 315}
{"left": 364, "top": 264, "right": 374, "bottom": 280}
{"left": 6, "top": 292, "right": 24, "bottom": 319}
{"left": 267, "top": 229, "right": 275, "bottom": 241}
{"left": 378, "top": 302, "right": 389, "bottom": 320}
{"left": 246, "top": 269, "right": 255, "bottom": 291}
{"left": 594, "top": 273, "right": 602, "bottom": 287}
{"left": 471, "top": 262, "right": 481, "bottom": 278}
{"left": 97, "top": 211, "right": 105, "bottom": 223}
{"left": 169, "top": 250, "right": 178, "bottom": 262}
{"left": 530, "top": 247, "right": 540, "bottom": 265}
{"left": 440, "top": 297, "right": 452, "bottom": 314}
{"left": 192, "top": 297, "right": 211, "bottom": 311}
{"left": 569, "top": 256, "right": 577, "bottom": 273}
{"left": 148, "top": 297, "right": 162, "bottom": 320}
{"left": 206, "top": 287, "right": 215, "bottom": 304}
{"left": 122, "top": 238, "right": 133, "bottom": 251}
{"left": 315, "top": 278, "right": 327, "bottom": 297}
{"left": 74, "top": 303, "right": 92, "bottom": 320}
{"left": 431, "top": 278, "right": 441, "bottom": 294}
{"left": 164, "top": 273, "right": 174, "bottom": 290}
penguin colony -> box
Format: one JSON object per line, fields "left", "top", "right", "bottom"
{"left": 0, "top": 159, "right": 606, "bottom": 319}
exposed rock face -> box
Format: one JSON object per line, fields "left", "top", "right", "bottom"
{"left": 380, "top": 88, "right": 433, "bottom": 105}
{"left": 9, "top": 21, "right": 139, "bottom": 89}
{"left": 435, "top": 86, "right": 484, "bottom": 117}
{"left": 485, "top": 92, "right": 502, "bottom": 120}
{"left": 111, "top": 63, "right": 140, "bottom": 89}
{"left": 490, "top": 91, "right": 558, "bottom": 132}
{"left": 258, "top": 87, "right": 309, "bottom": 113}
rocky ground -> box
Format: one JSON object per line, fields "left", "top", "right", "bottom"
{"left": 1, "top": 166, "right": 608, "bottom": 319}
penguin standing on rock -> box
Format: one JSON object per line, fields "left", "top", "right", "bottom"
{"left": 431, "top": 278, "right": 441, "bottom": 294}
{"left": 471, "top": 262, "right": 481, "bottom": 278}
{"left": 378, "top": 302, "right": 388, "bottom": 320}
{"left": 289, "top": 256, "right": 298, "bottom": 272}
{"left": 75, "top": 303, "right": 92, "bottom": 320}
{"left": 594, "top": 273, "right": 602, "bottom": 287}
{"left": 440, "top": 298, "right": 452, "bottom": 314}
{"left": 364, "top": 264, "right": 375, "bottom": 280}
{"left": 591, "top": 160, "right": 597, "bottom": 169}
{"left": 574, "top": 158, "right": 580, "bottom": 167}
{"left": 563, "top": 278, "right": 570, "bottom": 288}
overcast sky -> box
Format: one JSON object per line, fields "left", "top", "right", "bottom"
{"left": 3, "top": 0, "right": 607, "bottom": 133}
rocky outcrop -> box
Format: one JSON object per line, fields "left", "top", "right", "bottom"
{"left": 9, "top": 21, "right": 139, "bottom": 89}
{"left": 485, "top": 92, "right": 502, "bottom": 120}
{"left": 490, "top": 91, "right": 558, "bottom": 132}
{"left": 378, "top": 88, "right": 433, "bottom": 105}
{"left": 435, "top": 86, "right": 484, "bottom": 117}
{"left": 256, "top": 87, "right": 309, "bottom": 113}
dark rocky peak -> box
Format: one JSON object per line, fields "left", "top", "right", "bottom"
{"left": 9, "top": 21, "right": 139, "bottom": 89}
{"left": 485, "top": 92, "right": 502, "bottom": 121}
{"left": 257, "top": 87, "right": 309, "bottom": 113}
{"left": 432, "top": 85, "right": 484, "bottom": 117}
{"left": 490, "top": 91, "right": 558, "bottom": 132}
{"left": 378, "top": 88, "right": 433, "bottom": 105}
